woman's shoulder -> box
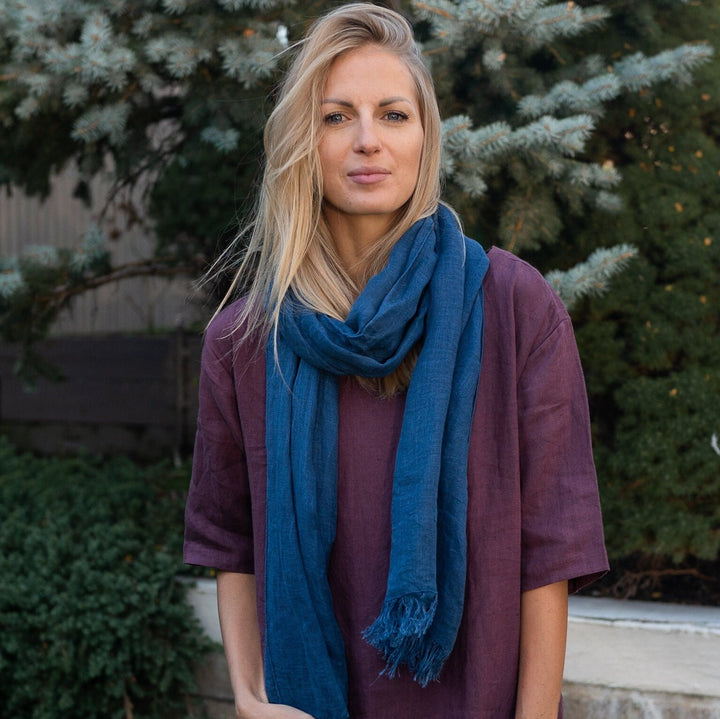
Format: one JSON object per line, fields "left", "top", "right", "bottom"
{"left": 203, "top": 296, "right": 265, "bottom": 365}
{"left": 486, "top": 246, "right": 554, "bottom": 291}
{"left": 484, "top": 246, "right": 566, "bottom": 315}
{"left": 480, "top": 246, "right": 573, "bottom": 363}
{"left": 204, "top": 297, "right": 247, "bottom": 345}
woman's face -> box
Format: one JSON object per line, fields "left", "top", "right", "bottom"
{"left": 318, "top": 44, "right": 424, "bottom": 234}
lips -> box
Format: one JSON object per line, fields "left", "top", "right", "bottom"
{"left": 348, "top": 166, "right": 390, "bottom": 184}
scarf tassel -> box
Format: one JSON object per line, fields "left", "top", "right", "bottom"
{"left": 363, "top": 593, "right": 446, "bottom": 686}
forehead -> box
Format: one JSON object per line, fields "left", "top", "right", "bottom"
{"left": 323, "top": 45, "right": 418, "bottom": 101}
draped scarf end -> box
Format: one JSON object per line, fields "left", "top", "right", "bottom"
{"left": 363, "top": 593, "right": 447, "bottom": 685}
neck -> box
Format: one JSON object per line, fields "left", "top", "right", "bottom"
{"left": 323, "top": 207, "right": 396, "bottom": 284}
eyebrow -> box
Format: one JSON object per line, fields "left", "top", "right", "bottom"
{"left": 321, "top": 96, "right": 414, "bottom": 107}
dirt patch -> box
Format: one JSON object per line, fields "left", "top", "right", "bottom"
{"left": 581, "top": 554, "right": 720, "bottom": 605}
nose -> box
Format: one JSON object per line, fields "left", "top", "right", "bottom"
{"left": 352, "top": 116, "right": 381, "bottom": 155}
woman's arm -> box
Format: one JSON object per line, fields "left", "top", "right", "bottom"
{"left": 514, "top": 579, "right": 568, "bottom": 719}
{"left": 216, "top": 571, "right": 315, "bottom": 719}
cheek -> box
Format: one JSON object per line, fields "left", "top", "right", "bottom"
{"left": 405, "top": 135, "right": 424, "bottom": 181}
{"left": 318, "top": 144, "right": 345, "bottom": 202}
{"left": 319, "top": 158, "right": 336, "bottom": 199}
{"left": 318, "top": 149, "right": 330, "bottom": 180}
{"left": 318, "top": 136, "right": 343, "bottom": 173}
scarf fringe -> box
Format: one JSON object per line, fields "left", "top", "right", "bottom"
{"left": 363, "top": 593, "right": 446, "bottom": 685}
{"left": 410, "top": 638, "right": 447, "bottom": 687}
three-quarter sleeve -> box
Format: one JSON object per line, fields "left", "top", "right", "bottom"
{"left": 517, "top": 293, "right": 608, "bottom": 594}
{"left": 183, "top": 323, "right": 255, "bottom": 573}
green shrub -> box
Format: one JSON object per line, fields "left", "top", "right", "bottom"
{"left": 0, "top": 438, "right": 213, "bottom": 719}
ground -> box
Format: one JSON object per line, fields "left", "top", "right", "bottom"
{"left": 581, "top": 554, "right": 720, "bottom": 605}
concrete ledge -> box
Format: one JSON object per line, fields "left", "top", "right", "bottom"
{"left": 186, "top": 579, "right": 720, "bottom": 717}
{"left": 566, "top": 596, "right": 720, "bottom": 698}
{"left": 563, "top": 683, "right": 720, "bottom": 719}
{"left": 184, "top": 577, "right": 234, "bottom": 712}
{"left": 185, "top": 576, "right": 224, "bottom": 646}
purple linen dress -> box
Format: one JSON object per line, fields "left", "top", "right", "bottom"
{"left": 184, "top": 247, "right": 609, "bottom": 719}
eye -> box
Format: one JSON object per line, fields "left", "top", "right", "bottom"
{"left": 384, "top": 110, "right": 409, "bottom": 122}
{"left": 323, "top": 112, "right": 346, "bottom": 125}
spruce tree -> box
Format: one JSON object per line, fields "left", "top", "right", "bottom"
{"left": 414, "top": 1, "right": 709, "bottom": 278}
{"left": 0, "top": 0, "right": 311, "bottom": 379}
{"left": 560, "top": 0, "right": 720, "bottom": 567}
{"left": 0, "top": 0, "right": 712, "bottom": 384}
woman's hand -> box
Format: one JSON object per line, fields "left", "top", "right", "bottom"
{"left": 235, "top": 697, "right": 316, "bottom": 719}
{"left": 217, "top": 573, "right": 317, "bottom": 719}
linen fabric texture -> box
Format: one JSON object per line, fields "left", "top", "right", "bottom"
{"left": 184, "top": 246, "right": 610, "bottom": 719}
{"left": 265, "top": 207, "right": 489, "bottom": 719}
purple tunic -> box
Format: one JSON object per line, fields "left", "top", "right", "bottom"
{"left": 184, "top": 247, "right": 609, "bottom": 719}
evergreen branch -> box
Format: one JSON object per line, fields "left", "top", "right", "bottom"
{"left": 536, "top": 12, "right": 575, "bottom": 29}
{"left": 499, "top": 185, "right": 562, "bottom": 254}
{"left": 507, "top": 0, "right": 527, "bottom": 16}
{"left": 537, "top": 7, "right": 608, "bottom": 29}
{"left": 506, "top": 188, "right": 532, "bottom": 254}
{"left": 545, "top": 244, "right": 637, "bottom": 310}
{"left": 413, "top": 3, "right": 455, "bottom": 21}
{"left": 442, "top": 117, "right": 513, "bottom": 161}
{"left": 522, "top": 3, "right": 611, "bottom": 46}
{"left": 98, "top": 133, "right": 186, "bottom": 221}
{"left": 41, "top": 257, "right": 203, "bottom": 311}
{"left": 518, "top": 74, "right": 622, "bottom": 118}
{"left": 444, "top": 118, "right": 472, "bottom": 137}
{"left": 476, "top": 128, "right": 512, "bottom": 154}
{"left": 613, "top": 43, "right": 713, "bottom": 92}
{"left": 468, "top": 0, "right": 501, "bottom": 21}
{"left": 513, "top": 115, "right": 595, "bottom": 156}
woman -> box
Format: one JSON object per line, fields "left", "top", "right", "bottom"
{"left": 184, "top": 4, "right": 609, "bottom": 719}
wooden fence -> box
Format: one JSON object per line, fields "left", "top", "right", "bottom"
{"left": 0, "top": 332, "right": 202, "bottom": 460}
{"left": 0, "top": 167, "right": 218, "bottom": 459}
{"left": 0, "top": 166, "right": 206, "bottom": 335}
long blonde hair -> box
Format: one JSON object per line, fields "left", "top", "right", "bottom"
{"left": 216, "top": 3, "right": 443, "bottom": 393}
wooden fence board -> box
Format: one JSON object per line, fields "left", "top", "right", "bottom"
{"left": 0, "top": 168, "right": 207, "bottom": 335}
{"left": 0, "top": 334, "right": 202, "bottom": 457}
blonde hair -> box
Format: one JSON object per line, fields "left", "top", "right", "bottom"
{"left": 216, "top": 3, "right": 443, "bottom": 393}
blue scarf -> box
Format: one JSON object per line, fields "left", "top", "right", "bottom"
{"left": 264, "top": 205, "right": 489, "bottom": 719}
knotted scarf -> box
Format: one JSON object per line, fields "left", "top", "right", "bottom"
{"left": 264, "top": 205, "right": 489, "bottom": 719}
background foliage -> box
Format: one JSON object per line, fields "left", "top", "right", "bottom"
{"left": 5, "top": 0, "right": 709, "bottom": 365}
{"left": 0, "top": 438, "right": 211, "bottom": 719}
{"left": 559, "top": 0, "right": 720, "bottom": 563}
{"left": 0, "top": 1, "right": 719, "bottom": 580}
